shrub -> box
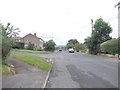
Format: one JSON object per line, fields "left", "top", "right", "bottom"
{"left": 0, "top": 22, "right": 20, "bottom": 64}
{"left": 37, "top": 47, "right": 43, "bottom": 51}
{"left": 0, "top": 24, "right": 13, "bottom": 61}
{"left": 27, "top": 42, "right": 34, "bottom": 50}
{"left": 43, "top": 40, "right": 56, "bottom": 51}
{"left": 2, "top": 37, "right": 13, "bottom": 60}
{"left": 12, "top": 42, "right": 24, "bottom": 49}
{"left": 100, "top": 38, "right": 119, "bottom": 55}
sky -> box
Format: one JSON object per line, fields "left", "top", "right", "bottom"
{"left": 0, "top": 0, "right": 119, "bottom": 45}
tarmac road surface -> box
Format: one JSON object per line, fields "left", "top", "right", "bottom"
{"left": 35, "top": 51, "right": 118, "bottom": 88}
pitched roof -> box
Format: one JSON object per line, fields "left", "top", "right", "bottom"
{"left": 21, "top": 33, "right": 44, "bottom": 41}
{"left": 12, "top": 36, "right": 21, "bottom": 40}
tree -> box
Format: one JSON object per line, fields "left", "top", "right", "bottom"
{"left": 27, "top": 42, "right": 34, "bottom": 50}
{"left": 84, "top": 17, "right": 112, "bottom": 55}
{"left": 75, "top": 43, "right": 86, "bottom": 52}
{"left": 43, "top": 40, "right": 56, "bottom": 51}
{"left": 0, "top": 22, "right": 20, "bottom": 64}
{"left": 94, "top": 18, "right": 112, "bottom": 43}
{"left": 66, "top": 39, "right": 79, "bottom": 49}
{"left": 84, "top": 36, "right": 93, "bottom": 54}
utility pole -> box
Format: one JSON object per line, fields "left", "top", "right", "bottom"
{"left": 91, "top": 19, "right": 93, "bottom": 34}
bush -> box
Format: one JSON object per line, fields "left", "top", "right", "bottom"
{"left": 100, "top": 38, "right": 119, "bottom": 55}
{"left": 0, "top": 22, "right": 20, "bottom": 64}
{"left": 75, "top": 43, "right": 86, "bottom": 52}
{"left": 1, "top": 25, "right": 13, "bottom": 61}
{"left": 43, "top": 40, "right": 56, "bottom": 51}
{"left": 12, "top": 42, "right": 24, "bottom": 49}
{"left": 37, "top": 48, "right": 43, "bottom": 51}
{"left": 27, "top": 42, "right": 34, "bottom": 50}
{"left": 2, "top": 37, "right": 12, "bottom": 60}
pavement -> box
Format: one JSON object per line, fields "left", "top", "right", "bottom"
{"left": 2, "top": 57, "right": 48, "bottom": 88}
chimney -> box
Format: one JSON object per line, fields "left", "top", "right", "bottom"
{"left": 34, "top": 33, "right": 36, "bottom": 36}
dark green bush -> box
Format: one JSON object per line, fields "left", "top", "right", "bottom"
{"left": 1, "top": 25, "right": 13, "bottom": 61}
{"left": 27, "top": 42, "right": 34, "bottom": 50}
{"left": 2, "top": 37, "right": 12, "bottom": 60}
{"left": 100, "top": 38, "right": 119, "bottom": 55}
{"left": 12, "top": 42, "right": 24, "bottom": 49}
{"left": 43, "top": 40, "right": 56, "bottom": 51}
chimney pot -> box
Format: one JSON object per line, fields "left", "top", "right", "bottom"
{"left": 34, "top": 33, "right": 36, "bottom": 36}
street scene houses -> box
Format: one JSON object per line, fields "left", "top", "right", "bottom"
{"left": 1, "top": 0, "right": 119, "bottom": 89}
{"left": 13, "top": 33, "right": 44, "bottom": 50}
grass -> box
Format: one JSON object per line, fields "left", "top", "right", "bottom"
{"left": 0, "top": 60, "right": 12, "bottom": 75}
{"left": 10, "top": 53, "right": 52, "bottom": 71}
{"left": 1, "top": 65, "right": 12, "bottom": 75}
{"left": 12, "top": 49, "right": 51, "bottom": 54}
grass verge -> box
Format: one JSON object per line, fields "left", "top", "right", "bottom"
{"left": 12, "top": 49, "right": 51, "bottom": 54}
{"left": 10, "top": 53, "right": 52, "bottom": 71}
{"left": 0, "top": 60, "right": 13, "bottom": 75}
{"left": 0, "top": 65, "right": 12, "bottom": 75}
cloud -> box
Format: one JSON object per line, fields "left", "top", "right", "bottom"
{"left": 0, "top": 0, "right": 119, "bottom": 45}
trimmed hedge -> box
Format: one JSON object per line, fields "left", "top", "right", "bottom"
{"left": 100, "top": 38, "right": 119, "bottom": 55}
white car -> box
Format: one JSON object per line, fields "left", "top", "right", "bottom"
{"left": 68, "top": 48, "right": 75, "bottom": 53}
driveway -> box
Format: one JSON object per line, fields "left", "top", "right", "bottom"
{"left": 33, "top": 51, "right": 118, "bottom": 88}
{"left": 2, "top": 57, "right": 47, "bottom": 88}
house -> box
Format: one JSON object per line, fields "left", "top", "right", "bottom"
{"left": 12, "top": 36, "right": 21, "bottom": 42}
{"left": 20, "top": 33, "right": 44, "bottom": 50}
{"left": 12, "top": 33, "right": 44, "bottom": 50}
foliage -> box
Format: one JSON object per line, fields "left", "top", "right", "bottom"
{"left": 0, "top": 22, "right": 20, "bottom": 64}
{"left": 101, "top": 38, "right": 119, "bottom": 55}
{"left": 84, "top": 17, "right": 112, "bottom": 55}
{"left": 2, "top": 36, "right": 13, "bottom": 60}
{"left": 74, "top": 43, "right": 86, "bottom": 51}
{"left": 66, "top": 44, "right": 74, "bottom": 49}
{"left": 11, "top": 53, "right": 52, "bottom": 71}
{"left": 12, "top": 42, "right": 24, "bottom": 49}
{"left": 43, "top": 40, "right": 56, "bottom": 51}
{"left": 1, "top": 24, "right": 12, "bottom": 61}
{"left": 0, "top": 64, "right": 13, "bottom": 75}
{"left": 94, "top": 18, "right": 112, "bottom": 43}
{"left": 27, "top": 42, "right": 34, "bottom": 50}
{"left": 66, "top": 39, "right": 79, "bottom": 49}
{"left": 13, "top": 49, "right": 51, "bottom": 54}
{"left": 84, "top": 36, "right": 95, "bottom": 54}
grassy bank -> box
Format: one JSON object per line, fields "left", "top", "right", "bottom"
{"left": 12, "top": 49, "right": 51, "bottom": 54}
{"left": 0, "top": 60, "right": 13, "bottom": 75}
{"left": 10, "top": 53, "right": 52, "bottom": 71}
{"left": 1, "top": 65, "right": 11, "bottom": 75}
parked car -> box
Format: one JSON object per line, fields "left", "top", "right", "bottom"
{"left": 58, "top": 49, "right": 62, "bottom": 51}
{"left": 68, "top": 48, "right": 75, "bottom": 53}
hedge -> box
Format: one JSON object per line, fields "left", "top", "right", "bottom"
{"left": 12, "top": 42, "right": 24, "bottom": 49}
{"left": 100, "top": 38, "right": 119, "bottom": 55}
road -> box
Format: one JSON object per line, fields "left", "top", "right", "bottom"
{"left": 32, "top": 51, "right": 118, "bottom": 88}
